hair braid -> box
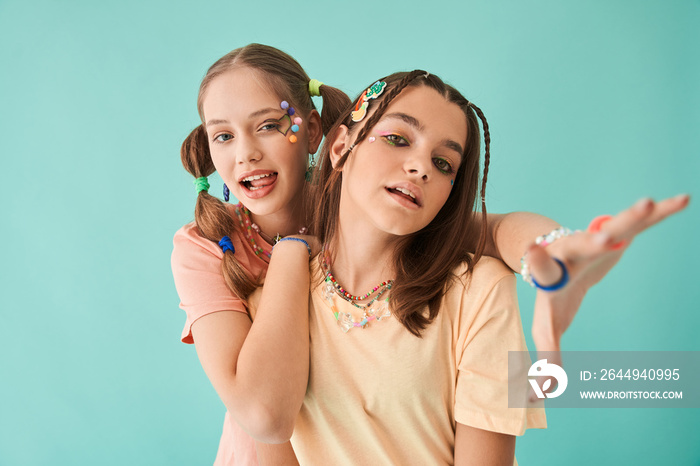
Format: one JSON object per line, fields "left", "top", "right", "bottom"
{"left": 468, "top": 103, "right": 491, "bottom": 206}
{"left": 340, "top": 70, "right": 428, "bottom": 162}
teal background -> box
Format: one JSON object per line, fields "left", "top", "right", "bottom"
{"left": 1, "top": 0, "right": 698, "bottom": 464}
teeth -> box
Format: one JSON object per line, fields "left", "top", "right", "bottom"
{"left": 395, "top": 187, "right": 415, "bottom": 199}
{"left": 242, "top": 173, "right": 272, "bottom": 182}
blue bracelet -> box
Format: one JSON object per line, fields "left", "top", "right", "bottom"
{"left": 531, "top": 258, "right": 569, "bottom": 292}
{"left": 273, "top": 237, "right": 312, "bottom": 257}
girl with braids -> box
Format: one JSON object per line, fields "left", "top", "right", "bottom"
{"left": 172, "top": 44, "right": 687, "bottom": 465}
{"left": 241, "top": 70, "right": 687, "bottom": 465}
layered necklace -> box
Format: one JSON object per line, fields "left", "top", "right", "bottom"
{"left": 234, "top": 203, "right": 307, "bottom": 261}
{"left": 321, "top": 252, "right": 394, "bottom": 332}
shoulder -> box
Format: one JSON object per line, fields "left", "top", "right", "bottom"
{"left": 452, "top": 255, "right": 515, "bottom": 296}
{"left": 441, "top": 256, "right": 517, "bottom": 323}
{"left": 171, "top": 204, "right": 244, "bottom": 267}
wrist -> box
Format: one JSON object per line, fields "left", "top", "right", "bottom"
{"left": 272, "top": 237, "right": 312, "bottom": 258}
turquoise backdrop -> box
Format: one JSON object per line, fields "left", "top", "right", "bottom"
{"left": 1, "top": 0, "right": 698, "bottom": 464}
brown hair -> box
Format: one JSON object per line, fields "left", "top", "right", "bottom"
{"left": 181, "top": 43, "right": 351, "bottom": 303}
{"left": 313, "top": 70, "right": 491, "bottom": 336}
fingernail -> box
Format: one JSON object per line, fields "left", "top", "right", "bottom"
{"left": 635, "top": 198, "right": 652, "bottom": 211}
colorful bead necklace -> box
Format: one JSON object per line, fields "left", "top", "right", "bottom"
{"left": 321, "top": 252, "right": 394, "bottom": 332}
{"left": 322, "top": 255, "right": 394, "bottom": 302}
{"left": 234, "top": 204, "right": 272, "bottom": 260}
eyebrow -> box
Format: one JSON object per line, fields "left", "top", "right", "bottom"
{"left": 205, "top": 107, "right": 281, "bottom": 128}
{"left": 383, "top": 112, "right": 464, "bottom": 157}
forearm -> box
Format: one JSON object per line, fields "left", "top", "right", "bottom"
{"left": 233, "top": 241, "right": 310, "bottom": 441}
{"left": 482, "top": 212, "right": 560, "bottom": 273}
{"left": 256, "top": 441, "right": 300, "bottom": 465}
{"left": 454, "top": 423, "right": 515, "bottom": 466}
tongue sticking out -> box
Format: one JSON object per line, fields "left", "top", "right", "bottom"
{"left": 246, "top": 174, "right": 277, "bottom": 189}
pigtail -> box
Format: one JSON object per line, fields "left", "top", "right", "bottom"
{"left": 317, "top": 84, "right": 352, "bottom": 136}
{"left": 181, "top": 125, "right": 259, "bottom": 303}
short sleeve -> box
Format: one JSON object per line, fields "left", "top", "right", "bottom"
{"left": 454, "top": 273, "right": 546, "bottom": 435}
{"left": 171, "top": 223, "right": 249, "bottom": 344}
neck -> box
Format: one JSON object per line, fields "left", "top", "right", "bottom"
{"left": 329, "top": 211, "right": 397, "bottom": 297}
{"left": 248, "top": 196, "right": 307, "bottom": 240}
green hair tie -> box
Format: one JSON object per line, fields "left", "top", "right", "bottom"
{"left": 308, "top": 79, "right": 324, "bottom": 97}
{"left": 194, "top": 176, "right": 210, "bottom": 193}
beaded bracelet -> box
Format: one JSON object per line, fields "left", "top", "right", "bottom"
{"left": 520, "top": 227, "right": 576, "bottom": 288}
{"left": 272, "top": 237, "right": 312, "bottom": 258}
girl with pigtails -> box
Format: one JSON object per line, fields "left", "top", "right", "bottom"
{"left": 172, "top": 45, "right": 688, "bottom": 465}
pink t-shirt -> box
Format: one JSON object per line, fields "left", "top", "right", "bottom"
{"left": 171, "top": 203, "right": 270, "bottom": 465}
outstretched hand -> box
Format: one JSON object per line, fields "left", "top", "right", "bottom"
{"left": 526, "top": 194, "right": 690, "bottom": 367}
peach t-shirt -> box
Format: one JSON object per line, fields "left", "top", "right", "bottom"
{"left": 171, "top": 203, "right": 270, "bottom": 466}
{"left": 262, "top": 256, "right": 547, "bottom": 466}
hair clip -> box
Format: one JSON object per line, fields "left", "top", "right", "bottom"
{"left": 279, "top": 101, "right": 302, "bottom": 143}
{"left": 351, "top": 81, "right": 387, "bottom": 123}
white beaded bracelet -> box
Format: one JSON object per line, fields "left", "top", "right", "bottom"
{"left": 520, "top": 227, "right": 577, "bottom": 287}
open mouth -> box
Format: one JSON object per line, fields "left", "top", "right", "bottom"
{"left": 241, "top": 172, "right": 278, "bottom": 191}
{"left": 386, "top": 187, "right": 420, "bottom": 206}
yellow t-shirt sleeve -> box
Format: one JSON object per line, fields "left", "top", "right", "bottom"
{"left": 454, "top": 272, "right": 546, "bottom": 435}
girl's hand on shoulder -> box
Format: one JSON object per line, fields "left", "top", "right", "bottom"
{"left": 527, "top": 194, "right": 690, "bottom": 363}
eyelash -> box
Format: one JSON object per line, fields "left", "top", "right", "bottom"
{"left": 213, "top": 133, "right": 233, "bottom": 144}
{"left": 433, "top": 157, "right": 454, "bottom": 175}
{"left": 382, "top": 133, "right": 409, "bottom": 147}
{"left": 381, "top": 133, "right": 454, "bottom": 175}
{"left": 212, "top": 121, "right": 281, "bottom": 144}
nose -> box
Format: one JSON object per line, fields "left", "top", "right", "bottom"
{"left": 403, "top": 151, "right": 431, "bottom": 182}
{"left": 236, "top": 134, "right": 262, "bottom": 164}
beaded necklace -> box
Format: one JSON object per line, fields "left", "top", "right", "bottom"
{"left": 234, "top": 204, "right": 272, "bottom": 260}
{"left": 321, "top": 252, "right": 394, "bottom": 332}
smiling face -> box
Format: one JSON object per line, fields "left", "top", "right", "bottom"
{"left": 201, "top": 67, "right": 321, "bottom": 217}
{"left": 331, "top": 85, "right": 468, "bottom": 237}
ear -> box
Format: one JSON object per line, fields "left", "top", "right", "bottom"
{"left": 329, "top": 124, "right": 350, "bottom": 169}
{"left": 307, "top": 109, "right": 323, "bottom": 154}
